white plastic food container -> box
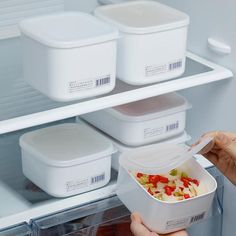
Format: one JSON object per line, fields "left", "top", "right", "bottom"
{"left": 81, "top": 93, "right": 191, "bottom": 146}
{"left": 95, "top": 1, "right": 189, "bottom": 85}
{"left": 111, "top": 131, "right": 191, "bottom": 171}
{"left": 117, "top": 138, "right": 217, "bottom": 234}
{"left": 19, "top": 12, "right": 118, "bottom": 102}
{"left": 19, "top": 123, "right": 114, "bottom": 197}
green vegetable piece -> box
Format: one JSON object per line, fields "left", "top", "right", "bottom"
{"left": 170, "top": 169, "right": 178, "bottom": 176}
{"left": 144, "top": 183, "right": 154, "bottom": 188}
{"left": 174, "top": 191, "right": 183, "bottom": 197}
{"left": 181, "top": 172, "right": 189, "bottom": 178}
{"left": 155, "top": 193, "right": 163, "bottom": 201}
{"left": 138, "top": 176, "right": 148, "bottom": 185}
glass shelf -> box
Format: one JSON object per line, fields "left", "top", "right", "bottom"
{"left": 0, "top": 52, "right": 232, "bottom": 135}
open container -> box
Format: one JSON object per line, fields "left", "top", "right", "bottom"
{"left": 116, "top": 138, "right": 217, "bottom": 234}
{"left": 81, "top": 93, "right": 191, "bottom": 146}
{"left": 19, "top": 123, "right": 115, "bottom": 197}
{"left": 94, "top": 1, "right": 189, "bottom": 85}
{"left": 19, "top": 12, "right": 118, "bottom": 102}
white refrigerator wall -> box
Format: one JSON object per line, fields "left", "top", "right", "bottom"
{"left": 155, "top": 1, "right": 236, "bottom": 236}
{"left": 67, "top": 1, "right": 236, "bottom": 235}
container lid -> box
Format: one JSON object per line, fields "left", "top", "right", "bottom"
{"left": 19, "top": 12, "right": 119, "bottom": 48}
{"left": 106, "top": 93, "right": 191, "bottom": 122}
{"left": 19, "top": 123, "right": 115, "bottom": 167}
{"left": 119, "top": 137, "right": 213, "bottom": 175}
{"left": 113, "top": 131, "right": 191, "bottom": 153}
{"left": 94, "top": 1, "right": 189, "bottom": 34}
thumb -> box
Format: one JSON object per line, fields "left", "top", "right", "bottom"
{"left": 215, "top": 133, "right": 236, "bottom": 158}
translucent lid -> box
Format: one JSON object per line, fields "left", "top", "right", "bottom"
{"left": 113, "top": 131, "right": 191, "bottom": 153}
{"left": 94, "top": 1, "right": 189, "bottom": 34}
{"left": 107, "top": 93, "right": 190, "bottom": 122}
{"left": 20, "top": 123, "right": 114, "bottom": 167}
{"left": 19, "top": 12, "right": 119, "bottom": 48}
{"left": 119, "top": 137, "right": 213, "bottom": 175}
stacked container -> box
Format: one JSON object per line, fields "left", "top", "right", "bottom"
{"left": 20, "top": 123, "right": 115, "bottom": 197}
{"left": 19, "top": 12, "right": 118, "bottom": 101}
{"left": 81, "top": 93, "right": 191, "bottom": 146}
{"left": 95, "top": 1, "right": 190, "bottom": 85}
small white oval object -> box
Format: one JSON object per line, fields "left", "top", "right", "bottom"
{"left": 208, "top": 38, "right": 231, "bottom": 55}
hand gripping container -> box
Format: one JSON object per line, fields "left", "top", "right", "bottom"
{"left": 19, "top": 12, "right": 119, "bottom": 102}
{"left": 116, "top": 138, "right": 217, "bottom": 234}
{"left": 81, "top": 93, "right": 191, "bottom": 146}
{"left": 19, "top": 123, "right": 115, "bottom": 197}
{"left": 94, "top": 1, "right": 189, "bottom": 85}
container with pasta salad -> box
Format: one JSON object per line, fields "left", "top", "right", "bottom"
{"left": 116, "top": 138, "right": 217, "bottom": 234}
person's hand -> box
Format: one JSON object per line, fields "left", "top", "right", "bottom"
{"left": 197, "top": 131, "right": 236, "bottom": 185}
{"left": 130, "top": 212, "right": 188, "bottom": 236}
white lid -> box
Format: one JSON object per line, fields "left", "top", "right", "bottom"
{"left": 19, "top": 12, "right": 119, "bottom": 48}
{"left": 106, "top": 93, "right": 191, "bottom": 122}
{"left": 119, "top": 137, "right": 213, "bottom": 175}
{"left": 94, "top": 1, "right": 189, "bottom": 34}
{"left": 113, "top": 131, "right": 191, "bottom": 153}
{"left": 19, "top": 123, "right": 115, "bottom": 167}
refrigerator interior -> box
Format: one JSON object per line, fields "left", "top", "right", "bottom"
{"left": 0, "top": 0, "right": 235, "bottom": 235}
{"left": 155, "top": 1, "right": 236, "bottom": 236}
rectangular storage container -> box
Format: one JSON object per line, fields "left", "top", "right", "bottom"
{"left": 116, "top": 141, "right": 217, "bottom": 234}
{"left": 95, "top": 1, "right": 189, "bottom": 85}
{"left": 111, "top": 131, "right": 191, "bottom": 171}
{"left": 81, "top": 93, "right": 191, "bottom": 146}
{"left": 19, "top": 12, "right": 118, "bottom": 102}
{"left": 19, "top": 123, "right": 115, "bottom": 197}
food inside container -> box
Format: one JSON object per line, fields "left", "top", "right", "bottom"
{"left": 81, "top": 93, "right": 191, "bottom": 146}
{"left": 116, "top": 138, "right": 217, "bottom": 234}
{"left": 134, "top": 168, "right": 205, "bottom": 202}
{"left": 19, "top": 123, "right": 114, "bottom": 197}
{"left": 95, "top": 1, "right": 189, "bottom": 85}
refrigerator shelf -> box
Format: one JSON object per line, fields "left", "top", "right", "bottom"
{"left": 0, "top": 52, "right": 232, "bottom": 135}
{"left": 0, "top": 122, "right": 217, "bottom": 229}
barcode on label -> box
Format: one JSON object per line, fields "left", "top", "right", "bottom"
{"left": 96, "top": 76, "right": 110, "bottom": 87}
{"left": 166, "top": 121, "right": 179, "bottom": 132}
{"left": 190, "top": 212, "right": 205, "bottom": 224}
{"left": 91, "top": 173, "right": 105, "bottom": 184}
{"left": 169, "top": 60, "right": 182, "bottom": 71}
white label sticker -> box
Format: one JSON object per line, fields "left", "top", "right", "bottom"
{"left": 68, "top": 75, "right": 111, "bottom": 93}
{"left": 145, "top": 59, "right": 183, "bottom": 77}
{"left": 66, "top": 178, "right": 89, "bottom": 192}
{"left": 166, "top": 212, "right": 206, "bottom": 230}
{"left": 145, "top": 64, "right": 168, "bottom": 76}
{"left": 144, "top": 126, "right": 164, "bottom": 139}
{"left": 166, "top": 217, "right": 189, "bottom": 230}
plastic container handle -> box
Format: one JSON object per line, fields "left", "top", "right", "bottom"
{"left": 208, "top": 38, "right": 231, "bottom": 55}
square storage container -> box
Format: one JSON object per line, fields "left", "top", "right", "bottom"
{"left": 19, "top": 12, "right": 118, "bottom": 102}
{"left": 111, "top": 131, "right": 191, "bottom": 171}
{"left": 19, "top": 123, "right": 115, "bottom": 197}
{"left": 116, "top": 140, "right": 217, "bottom": 234}
{"left": 95, "top": 1, "right": 189, "bottom": 85}
{"left": 81, "top": 93, "right": 191, "bottom": 146}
